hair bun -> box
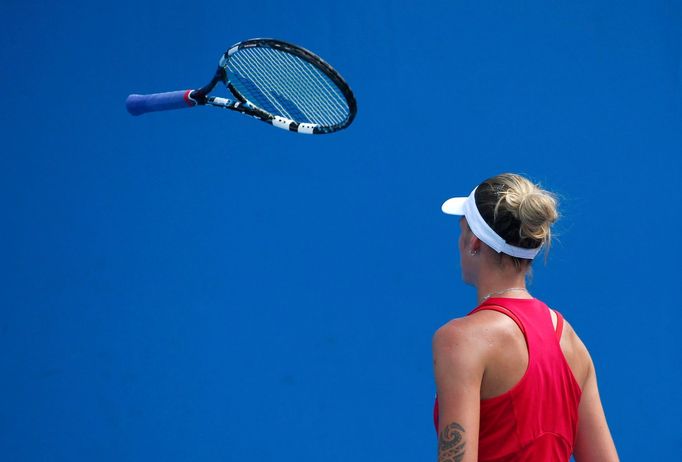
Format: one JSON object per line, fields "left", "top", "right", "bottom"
{"left": 484, "top": 173, "right": 559, "bottom": 253}
{"left": 516, "top": 189, "right": 558, "bottom": 243}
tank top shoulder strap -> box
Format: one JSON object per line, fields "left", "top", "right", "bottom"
{"left": 469, "top": 303, "right": 527, "bottom": 336}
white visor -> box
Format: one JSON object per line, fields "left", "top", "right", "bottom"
{"left": 441, "top": 187, "right": 542, "bottom": 260}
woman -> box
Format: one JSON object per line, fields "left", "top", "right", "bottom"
{"left": 433, "top": 173, "right": 618, "bottom": 462}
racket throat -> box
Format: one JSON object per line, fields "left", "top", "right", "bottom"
{"left": 190, "top": 66, "right": 227, "bottom": 105}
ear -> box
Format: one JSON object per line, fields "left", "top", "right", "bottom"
{"left": 469, "top": 234, "right": 481, "bottom": 254}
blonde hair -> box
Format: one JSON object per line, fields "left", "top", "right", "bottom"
{"left": 475, "top": 173, "right": 558, "bottom": 259}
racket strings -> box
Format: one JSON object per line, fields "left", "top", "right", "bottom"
{"left": 269, "top": 49, "right": 348, "bottom": 115}
{"left": 274, "top": 50, "right": 349, "bottom": 121}
{"left": 230, "top": 55, "right": 294, "bottom": 118}
{"left": 233, "top": 49, "right": 342, "bottom": 125}
{"left": 269, "top": 54, "right": 343, "bottom": 125}
{"left": 227, "top": 47, "right": 350, "bottom": 126}
{"left": 255, "top": 51, "right": 334, "bottom": 124}
{"left": 232, "top": 53, "right": 314, "bottom": 120}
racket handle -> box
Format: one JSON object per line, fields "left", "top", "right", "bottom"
{"left": 126, "top": 90, "right": 196, "bottom": 116}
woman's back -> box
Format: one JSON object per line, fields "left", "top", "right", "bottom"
{"left": 475, "top": 301, "right": 590, "bottom": 401}
{"left": 474, "top": 298, "right": 618, "bottom": 462}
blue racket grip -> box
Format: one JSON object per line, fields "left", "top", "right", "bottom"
{"left": 126, "top": 90, "right": 196, "bottom": 116}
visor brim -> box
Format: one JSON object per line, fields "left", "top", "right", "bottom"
{"left": 441, "top": 197, "right": 467, "bottom": 215}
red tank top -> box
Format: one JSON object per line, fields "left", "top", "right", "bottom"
{"left": 434, "top": 298, "right": 582, "bottom": 461}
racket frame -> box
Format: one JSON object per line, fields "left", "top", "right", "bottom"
{"left": 191, "top": 38, "right": 356, "bottom": 134}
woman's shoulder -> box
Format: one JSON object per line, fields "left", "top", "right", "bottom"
{"left": 433, "top": 315, "right": 480, "bottom": 354}
{"left": 433, "top": 310, "right": 519, "bottom": 358}
{"left": 432, "top": 315, "right": 490, "bottom": 388}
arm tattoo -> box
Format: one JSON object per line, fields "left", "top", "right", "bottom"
{"left": 438, "top": 422, "right": 466, "bottom": 462}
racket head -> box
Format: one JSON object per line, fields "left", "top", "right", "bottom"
{"left": 219, "top": 38, "right": 357, "bottom": 134}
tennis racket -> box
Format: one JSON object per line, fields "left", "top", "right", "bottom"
{"left": 126, "top": 38, "right": 356, "bottom": 135}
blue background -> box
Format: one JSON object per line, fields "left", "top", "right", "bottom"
{"left": 2, "top": 0, "right": 680, "bottom": 460}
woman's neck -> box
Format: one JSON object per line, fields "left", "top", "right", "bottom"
{"left": 475, "top": 267, "right": 531, "bottom": 304}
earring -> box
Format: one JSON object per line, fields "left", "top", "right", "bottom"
{"left": 470, "top": 249, "right": 478, "bottom": 256}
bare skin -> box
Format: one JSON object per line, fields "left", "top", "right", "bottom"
{"left": 434, "top": 218, "right": 618, "bottom": 462}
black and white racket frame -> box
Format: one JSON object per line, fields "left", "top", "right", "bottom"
{"left": 191, "top": 38, "right": 357, "bottom": 134}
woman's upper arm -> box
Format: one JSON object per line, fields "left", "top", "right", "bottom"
{"left": 573, "top": 358, "right": 619, "bottom": 462}
{"left": 433, "top": 320, "right": 485, "bottom": 462}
